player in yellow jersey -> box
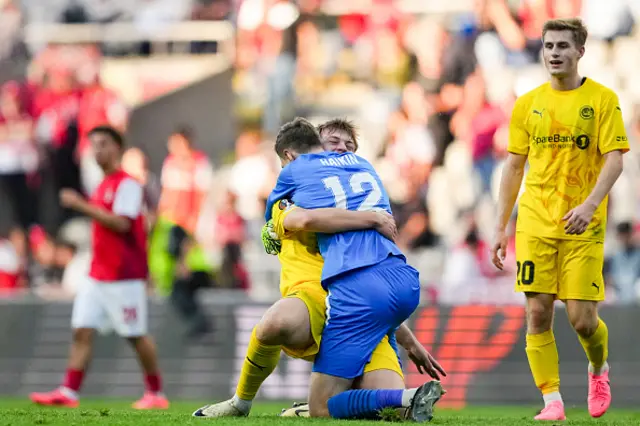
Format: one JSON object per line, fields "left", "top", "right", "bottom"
{"left": 194, "top": 120, "right": 445, "bottom": 419}
{"left": 491, "top": 18, "right": 629, "bottom": 421}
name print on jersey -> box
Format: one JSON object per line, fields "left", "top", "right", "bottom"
{"left": 319, "top": 154, "right": 360, "bottom": 167}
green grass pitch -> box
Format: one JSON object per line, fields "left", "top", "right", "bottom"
{"left": 0, "top": 399, "right": 639, "bottom": 425}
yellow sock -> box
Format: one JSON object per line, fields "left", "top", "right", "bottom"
{"left": 525, "top": 330, "right": 560, "bottom": 395}
{"left": 235, "top": 328, "right": 281, "bottom": 400}
{"left": 578, "top": 318, "right": 609, "bottom": 373}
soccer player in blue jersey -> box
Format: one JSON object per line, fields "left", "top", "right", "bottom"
{"left": 264, "top": 118, "right": 444, "bottom": 421}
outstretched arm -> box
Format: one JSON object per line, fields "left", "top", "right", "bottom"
{"left": 59, "top": 179, "right": 143, "bottom": 233}
{"left": 395, "top": 323, "right": 446, "bottom": 380}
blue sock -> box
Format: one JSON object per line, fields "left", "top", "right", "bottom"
{"left": 327, "top": 389, "right": 404, "bottom": 419}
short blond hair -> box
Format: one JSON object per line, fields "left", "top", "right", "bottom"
{"left": 317, "top": 118, "right": 359, "bottom": 152}
{"left": 542, "top": 18, "right": 588, "bottom": 47}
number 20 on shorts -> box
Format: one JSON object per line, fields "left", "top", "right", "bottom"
{"left": 516, "top": 260, "right": 535, "bottom": 285}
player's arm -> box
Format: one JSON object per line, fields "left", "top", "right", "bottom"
{"left": 283, "top": 207, "right": 397, "bottom": 241}
{"left": 265, "top": 165, "right": 296, "bottom": 222}
{"left": 59, "top": 179, "right": 142, "bottom": 233}
{"left": 492, "top": 97, "right": 529, "bottom": 270}
{"left": 584, "top": 151, "right": 624, "bottom": 208}
{"left": 495, "top": 153, "right": 527, "bottom": 233}
{"left": 564, "top": 93, "right": 629, "bottom": 235}
{"left": 395, "top": 322, "right": 446, "bottom": 380}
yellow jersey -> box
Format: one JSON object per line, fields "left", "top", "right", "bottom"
{"left": 271, "top": 200, "right": 325, "bottom": 296}
{"left": 508, "top": 78, "right": 629, "bottom": 241}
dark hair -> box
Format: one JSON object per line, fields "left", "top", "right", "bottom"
{"left": 172, "top": 126, "right": 193, "bottom": 143}
{"left": 274, "top": 117, "right": 322, "bottom": 158}
{"left": 317, "top": 118, "right": 359, "bottom": 151}
{"left": 88, "top": 125, "right": 124, "bottom": 148}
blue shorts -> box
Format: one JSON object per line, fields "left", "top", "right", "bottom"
{"left": 312, "top": 255, "right": 420, "bottom": 379}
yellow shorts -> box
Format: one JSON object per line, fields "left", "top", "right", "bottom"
{"left": 515, "top": 233, "right": 605, "bottom": 301}
{"left": 281, "top": 281, "right": 403, "bottom": 379}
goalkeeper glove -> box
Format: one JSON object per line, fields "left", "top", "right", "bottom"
{"left": 261, "top": 220, "right": 282, "bottom": 255}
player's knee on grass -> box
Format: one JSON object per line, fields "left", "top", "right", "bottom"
{"left": 354, "top": 369, "right": 404, "bottom": 390}
{"left": 255, "top": 298, "right": 312, "bottom": 347}
{"left": 525, "top": 293, "right": 554, "bottom": 333}
{"left": 565, "top": 300, "right": 599, "bottom": 337}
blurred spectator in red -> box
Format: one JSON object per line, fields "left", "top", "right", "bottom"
{"left": 215, "top": 190, "right": 249, "bottom": 290}
{"left": 33, "top": 65, "right": 82, "bottom": 232}
{"left": 215, "top": 190, "right": 246, "bottom": 247}
{"left": 0, "top": 81, "right": 39, "bottom": 273}
{"left": 76, "top": 55, "right": 128, "bottom": 196}
{"left": 439, "top": 217, "right": 510, "bottom": 304}
{"left": 0, "top": 229, "right": 23, "bottom": 293}
{"left": 158, "top": 127, "right": 213, "bottom": 236}
{"left": 451, "top": 72, "right": 508, "bottom": 194}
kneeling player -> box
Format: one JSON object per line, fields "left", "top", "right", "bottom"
{"left": 193, "top": 120, "right": 444, "bottom": 419}
{"left": 29, "top": 126, "right": 168, "bottom": 409}
{"left": 264, "top": 119, "right": 445, "bottom": 420}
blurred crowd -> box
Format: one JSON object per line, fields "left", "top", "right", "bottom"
{"left": 2, "top": 0, "right": 640, "bottom": 306}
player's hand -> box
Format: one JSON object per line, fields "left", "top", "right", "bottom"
{"left": 563, "top": 202, "right": 596, "bottom": 235}
{"left": 374, "top": 211, "right": 398, "bottom": 241}
{"left": 406, "top": 344, "right": 447, "bottom": 380}
{"left": 491, "top": 229, "right": 508, "bottom": 270}
{"left": 59, "top": 188, "right": 85, "bottom": 209}
{"left": 261, "top": 220, "right": 281, "bottom": 255}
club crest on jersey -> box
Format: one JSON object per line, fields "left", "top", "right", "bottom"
{"left": 104, "top": 188, "right": 114, "bottom": 203}
{"left": 279, "top": 199, "right": 293, "bottom": 210}
{"left": 580, "top": 105, "right": 594, "bottom": 120}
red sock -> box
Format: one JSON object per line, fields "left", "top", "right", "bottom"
{"left": 144, "top": 374, "right": 162, "bottom": 393}
{"left": 62, "top": 369, "right": 85, "bottom": 392}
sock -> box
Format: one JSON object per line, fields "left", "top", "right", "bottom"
{"left": 401, "top": 388, "right": 418, "bottom": 407}
{"left": 578, "top": 318, "right": 609, "bottom": 375}
{"left": 543, "top": 391, "right": 563, "bottom": 406}
{"left": 327, "top": 389, "right": 403, "bottom": 419}
{"left": 235, "top": 328, "right": 281, "bottom": 404}
{"left": 231, "top": 394, "right": 253, "bottom": 413}
{"left": 144, "top": 374, "right": 162, "bottom": 394}
{"left": 525, "top": 330, "right": 561, "bottom": 403}
{"left": 62, "top": 369, "right": 84, "bottom": 395}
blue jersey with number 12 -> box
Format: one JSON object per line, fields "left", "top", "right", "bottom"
{"left": 265, "top": 151, "right": 404, "bottom": 284}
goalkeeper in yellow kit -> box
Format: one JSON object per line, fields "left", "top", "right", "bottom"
{"left": 194, "top": 119, "right": 445, "bottom": 419}
{"left": 492, "top": 18, "right": 629, "bottom": 421}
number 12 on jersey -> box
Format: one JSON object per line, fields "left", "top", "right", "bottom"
{"left": 322, "top": 172, "right": 383, "bottom": 211}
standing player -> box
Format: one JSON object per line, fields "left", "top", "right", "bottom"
{"left": 264, "top": 118, "right": 444, "bottom": 421}
{"left": 29, "top": 126, "right": 169, "bottom": 410}
{"left": 491, "top": 19, "right": 628, "bottom": 421}
{"left": 193, "top": 119, "right": 444, "bottom": 419}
